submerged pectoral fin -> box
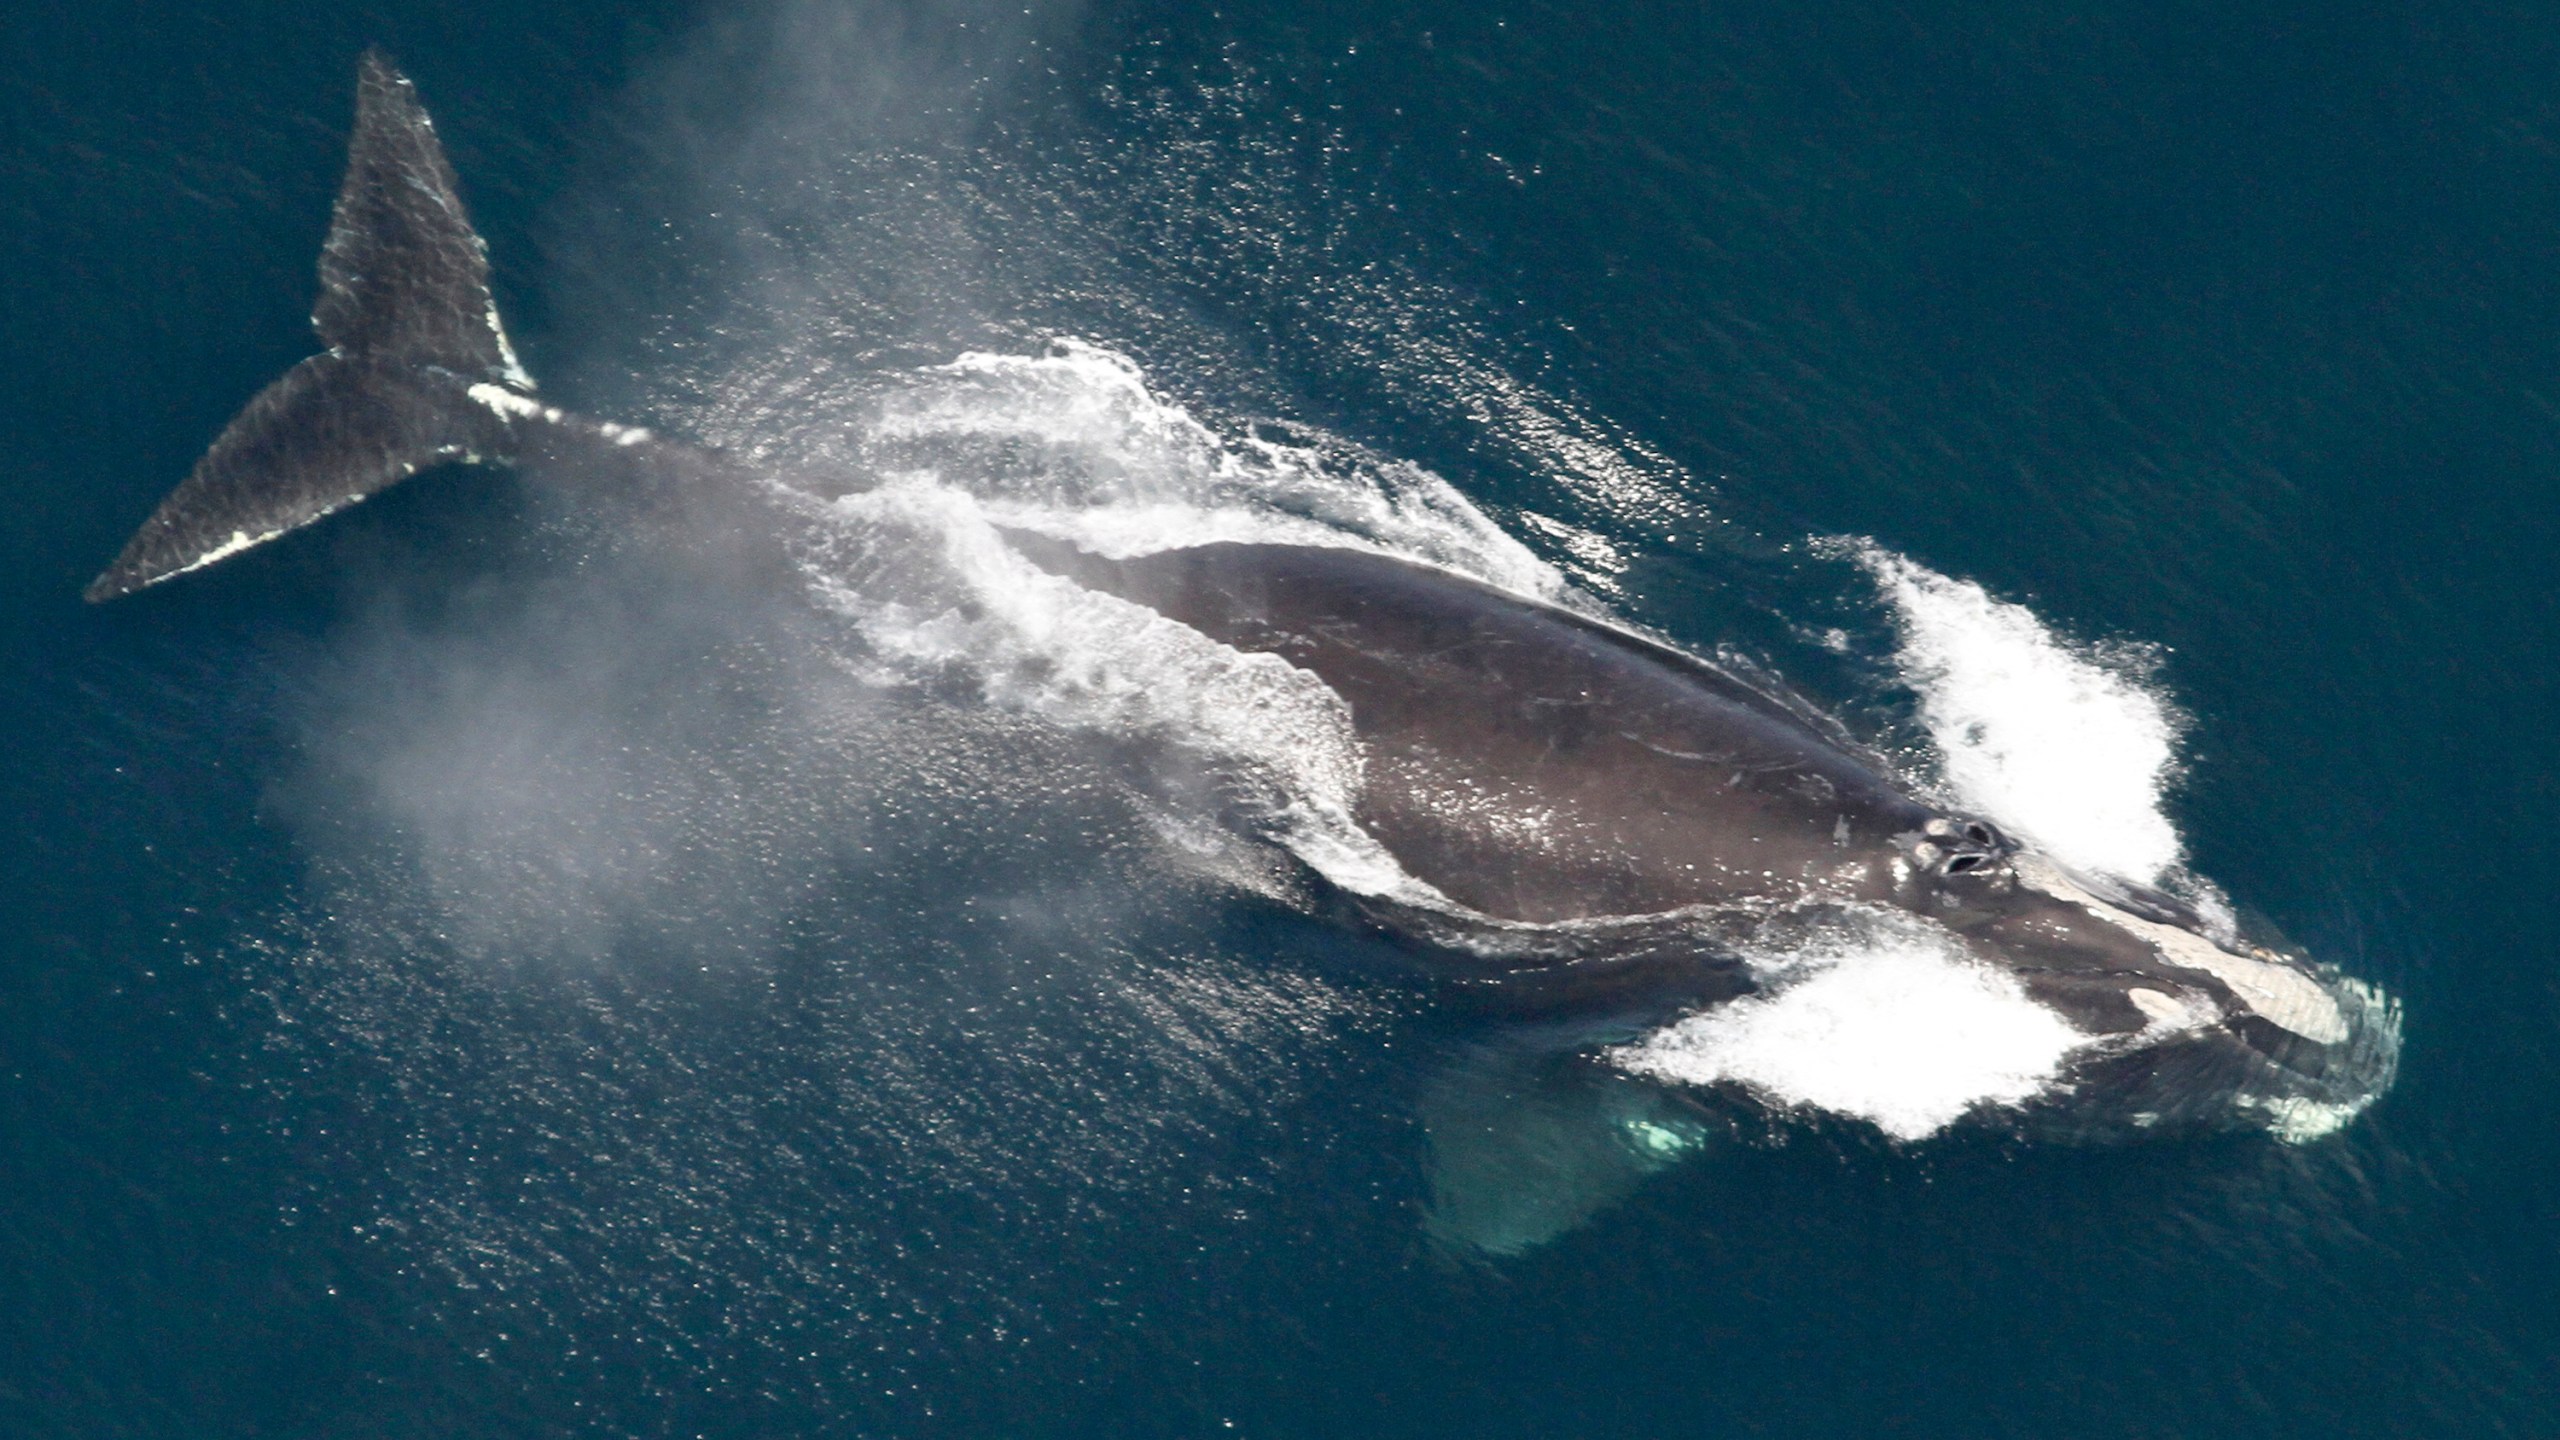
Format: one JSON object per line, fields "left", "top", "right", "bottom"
{"left": 1419, "top": 1042, "right": 1711, "bottom": 1257}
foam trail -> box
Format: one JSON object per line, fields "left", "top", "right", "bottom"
{"left": 868, "top": 340, "right": 1565, "bottom": 599}
{"left": 1854, "top": 545, "right": 2186, "bottom": 886}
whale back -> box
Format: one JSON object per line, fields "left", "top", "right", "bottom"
{"left": 1013, "top": 538, "right": 1941, "bottom": 923}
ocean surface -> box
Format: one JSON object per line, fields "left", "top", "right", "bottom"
{"left": 6, "top": 1, "right": 2556, "bottom": 1436}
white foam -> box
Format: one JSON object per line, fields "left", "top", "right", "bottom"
{"left": 1854, "top": 545, "right": 2186, "bottom": 886}
{"left": 2239, "top": 1093, "right": 2373, "bottom": 1145}
{"left": 1610, "top": 913, "right": 2090, "bottom": 1141}
{"left": 869, "top": 340, "right": 1568, "bottom": 601}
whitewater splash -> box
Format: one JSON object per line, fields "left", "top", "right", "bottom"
{"left": 1609, "top": 910, "right": 2091, "bottom": 1142}
{"left": 1853, "top": 544, "right": 2189, "bottom": 888}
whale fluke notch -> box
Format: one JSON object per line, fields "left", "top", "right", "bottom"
{"left": 85, "top": 50, "right": 529, "bottom": 602}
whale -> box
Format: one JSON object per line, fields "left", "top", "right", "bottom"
{"left": 90, "top": 53, "right": 2397, "bottom": 1251}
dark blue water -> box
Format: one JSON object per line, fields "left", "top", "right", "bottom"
{"left": 7, "top": 2, "right": 2556, "bottom": 1436}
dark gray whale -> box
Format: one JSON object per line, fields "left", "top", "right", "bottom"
{"left": 90, "top": 54, "right": 2397, "bottom": 1249}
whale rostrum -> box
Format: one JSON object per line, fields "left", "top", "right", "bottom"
{"left": 91, "top": 53, "right": 2397, "bottom": 1251}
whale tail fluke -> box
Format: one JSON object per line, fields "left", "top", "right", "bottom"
{"left": 86, "top": 50, "right": 531, "bottom": 602}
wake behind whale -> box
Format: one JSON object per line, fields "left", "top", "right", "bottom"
{"left": 91, "top": 53, "right": 2397, "bottom": 1253}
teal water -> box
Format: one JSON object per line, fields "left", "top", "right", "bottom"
{"left": 6, "top": 2, "right": 2556, "bottom": 1436}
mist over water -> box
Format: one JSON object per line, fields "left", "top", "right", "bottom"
{"left": 259, "top": 508, "right": 1405, "bottom": 1414}
{"left": 14, "top": 0, "right": 2560, "bottom": 1436}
